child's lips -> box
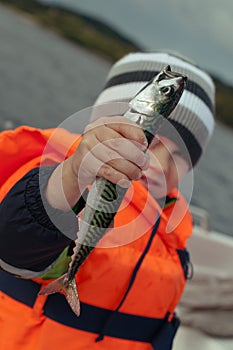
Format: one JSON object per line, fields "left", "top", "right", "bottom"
{"left": 140, "top": 174, "right": 162, "bottom": 188}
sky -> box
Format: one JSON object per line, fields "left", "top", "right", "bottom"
{"left": 40, "top": 0, "right": 233, "bottom": 86}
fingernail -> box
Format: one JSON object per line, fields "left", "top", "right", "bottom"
{"left": 139, "top": 138, "right": 148, "bottom": 152}
{"left": 143, "top": 138, "right": 148, "bottom": 149}
{"left": 141, "top": 154, "right": 149, "bottom": 169}
{"left": 118, "top": 179, "right": 131, "bottom": 188}
{"left": 135, "top": 170, "right": 142, "bottom": 180}
{"left": 138, "top": 155, "right": 147, "bottom": 168}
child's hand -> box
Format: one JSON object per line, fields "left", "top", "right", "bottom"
{"left": 46, "top": 116, "right": 149, "bottom": 211}
{"left": 71, "top": 116, "right": 149, "bottom": 189}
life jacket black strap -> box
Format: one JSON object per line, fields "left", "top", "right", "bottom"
{"left": 0, "top": 269, "right": 179, "bottom": 349}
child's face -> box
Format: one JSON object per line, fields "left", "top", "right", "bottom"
{"left": 140, "top": 135, "right": 189, "bottom": 199}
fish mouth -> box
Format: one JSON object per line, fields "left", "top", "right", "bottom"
{"left": 163, "top": 65, "right": 187, "bottom": 81}
{"left": 157, "top": 65, "right": 187, "bottom": 86}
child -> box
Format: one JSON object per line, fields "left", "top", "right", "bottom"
{"left": 0, "top": 51, "right": 215, "bottom": 350}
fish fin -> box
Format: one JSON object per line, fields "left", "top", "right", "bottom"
{"left": 38, "top": 274, "right": 66, "bottom": 295}
{"left": 63, "top": 278, "right": 80, "bottom": 317}
{"left": 38, "top": 274, "right": 81, "bottom": 317}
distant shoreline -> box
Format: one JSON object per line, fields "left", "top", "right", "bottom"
{"left": 0, "top": 0, "right": 140, "bottom": 62}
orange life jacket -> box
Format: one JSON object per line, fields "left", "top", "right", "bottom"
{"left": 0, "top": 126, "right": 193, "bottom": 350}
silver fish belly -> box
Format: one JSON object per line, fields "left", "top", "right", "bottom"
{"left": 39, "top": 65, "right": 187, "bottom": 316}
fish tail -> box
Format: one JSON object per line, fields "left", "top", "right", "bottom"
{"left": 38, "top": 273, "right": 81, "bottom": 316}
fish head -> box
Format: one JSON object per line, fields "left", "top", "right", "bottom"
{"left": 129, "top": 65, "right": 187, "bottom": 119}
{"left": 155, "top": 65, "right": 187, "bottom": 116}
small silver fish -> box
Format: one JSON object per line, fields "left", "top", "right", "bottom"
{"left": 39, "top": 65, "right": 187, "bottom": 316}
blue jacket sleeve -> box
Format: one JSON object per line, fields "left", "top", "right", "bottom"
{"left": 0, "top": 166, "right": 79, "bottom": 273}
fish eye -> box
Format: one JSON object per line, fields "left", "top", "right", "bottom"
{"left": 161, "top": 86, "right": 174, "bottom": 95}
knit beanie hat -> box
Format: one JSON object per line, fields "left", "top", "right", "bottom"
{"left": 92, "top": 51, "right": 215, "bottom": 168}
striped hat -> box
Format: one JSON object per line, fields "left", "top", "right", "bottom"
{"left": 93, "top": 51, "right": 215, "bottom": 168}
